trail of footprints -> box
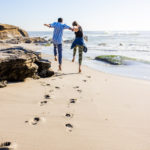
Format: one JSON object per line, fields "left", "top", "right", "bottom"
{"left": 65, "top": 76, "right": 91, "bottom": 132}
{"left": 0, "top": 76, "right": 91, "bottom": 148}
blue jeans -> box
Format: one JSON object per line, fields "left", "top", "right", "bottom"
{"left": 54, "top": 44, "right": 62, "bottom": 65}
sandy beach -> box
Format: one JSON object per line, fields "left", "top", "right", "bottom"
{"left": 0, "top": 47, "right": 150, "bottom": 150}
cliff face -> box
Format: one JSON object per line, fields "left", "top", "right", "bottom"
{"left": 0, "top": 24, "right": 29, "bottom": 40}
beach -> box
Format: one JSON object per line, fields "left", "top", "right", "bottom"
{"left": 30, "top": 31, "right": 150, "bottom": 81}
{"left": 0, "top": 48, "right": 150, "bottom": 150}
{"left": 1, "top": 0, "right": 150, "bottom": 149}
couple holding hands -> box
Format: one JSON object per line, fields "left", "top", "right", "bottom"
{"left": 44, "top": 17, "right": 87, "bottom": 73}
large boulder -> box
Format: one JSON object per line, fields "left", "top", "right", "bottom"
{"left": 0, "top": 24, "right": 28, "bottom": 40}
{"left": 22, "top": 37, "right": 48, "bottom": 44}
{"left": 35, "top": 59, "right": 54, "bottom": 77}
{"left": 95, "top": 55, "right": 137, "bottom": 65}
{"left": 0, "top": 47, "right": 54, "bottom": 81}
{"left": 95, "top": 55, "right": 128, "bottom": 65}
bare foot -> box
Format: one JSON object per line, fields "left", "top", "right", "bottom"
{"left": 54, "top": 57, "right": 57, "bottom": 61}
{"left": 72, "top": 58, "right": 75, "bottom": 62}
{"left": 59, "top": 65, "right": 62, "bottom": 71}
{"left": 79, "top": 68, "right": 81, "bottom": 73}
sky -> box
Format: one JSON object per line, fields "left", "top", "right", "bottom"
{"left": 1, "top": 0, "right": 150, "bottom": 31}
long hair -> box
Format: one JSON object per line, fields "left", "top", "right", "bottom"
{"left": 72, "top": 21, "right": 78, "bottom": 26}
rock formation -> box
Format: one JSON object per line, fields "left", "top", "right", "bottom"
{"left": 0, "top": 46, "right": 54, "bottom": 82}
{"left": 0, "top": 24, "right": 28, "bottom": 40}
{"left": 5, "top": 37, "right": 49, "bottom": 44}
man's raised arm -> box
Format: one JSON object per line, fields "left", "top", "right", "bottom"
{"left": 44, "top": 24, "right": 51, "bottom": 28}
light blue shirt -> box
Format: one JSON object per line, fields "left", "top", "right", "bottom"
{"left": 50, "top": 22, "right": 70, "bottom": 44}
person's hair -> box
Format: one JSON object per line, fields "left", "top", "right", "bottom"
{"left": 72, "top": 21, "right": 78, "bottom": 26}
{"left": 58, "top": 18, "right": 63, "bottom": 23}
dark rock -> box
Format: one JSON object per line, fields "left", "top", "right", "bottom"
{"left": 1, "top": 36, "right": 49, "bottom": 45}
{"left": 0, "top": 47, "right": 54, "bottom": 81}
{"left": 6, "top": 38, "right": 20, "bottom": 44}
{"left": 0, "top": 80, "right": 7, "bottom": 88}
{"left": 95, "top": 55, "right": 124, "bottom": 65}
{"left": 30, "top": 37, "right": 48, "bottom": 44}
{"left": 95, "top": 55, "right": 133, "bottom": 65}
{"left": 35, "top": 59, "right": 54, "bottom": 77}
{"left": 22, "top": 37, "right": 49, "bottom": 44}
{"left": 24, "top": 38, "right": 32, "bottom": 43}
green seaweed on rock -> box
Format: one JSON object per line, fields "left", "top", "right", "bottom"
{"left": 95, "top": 55, "right": 150, "bottom": 65}
{"left": 95, "top": 55, "right": 134, "bottom": 65}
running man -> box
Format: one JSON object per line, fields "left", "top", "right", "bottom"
{"left": 44, "top": 18, "right": 73, "bottom": 71}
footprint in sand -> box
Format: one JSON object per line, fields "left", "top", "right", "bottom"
{"left": 87, "top": 75, "right": 91, "bottom": 78}
{"left": 44, "top": 94, "right": 50, "bottom": 99}
{"left": 0, "top": 142, "right": 17, "bottom": 150}
{"left": 73, "top": 86, "right": 79, "bottom": 89}
{"left": 55, "top": 86, "right": 60, "bottom": 89}
{"left": 70, "top": 99, "right": 77, "bottom": 104}
{"left": 77, "top": 89, "right": 82, "bottom": 93}
{"left": 65, "top": 123, "right": 73, "bottom": 132}
{"left": 40, "top": 82, "right": 51, "bottom": 87}
{"left": 83, "top": 80, "right": 87, "bottom": 82}
{"left": 40, "top": 100, "right": 48, "bottom": 106}
{"left": 25, "top": 117, "right": 45, "bottom": 125}
{"left": 65, "top": 113, "right": 73, "bottom": 118}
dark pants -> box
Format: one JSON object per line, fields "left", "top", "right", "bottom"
{"left": 54, "top": 44, "right": 62, "bottom": 65}
{"left": 73, "top": 45, "right": 83, "bottom": 65}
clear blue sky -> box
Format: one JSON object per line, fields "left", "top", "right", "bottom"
{"left": 1, "top": 0, "right": 150, "bottom": 31}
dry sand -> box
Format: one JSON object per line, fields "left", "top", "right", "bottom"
{"left": 0, "top": 47, "right": 150, "bottom": 150}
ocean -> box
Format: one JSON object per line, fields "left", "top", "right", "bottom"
{"left": 29, "top": 31, "right": 150, "bottom": 80}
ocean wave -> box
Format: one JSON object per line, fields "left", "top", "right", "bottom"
{"left": 86, "top": 31, "right": 140, "bottom": 38}
{"left": 104, "top": 31, "right": 140, "bottom": 35}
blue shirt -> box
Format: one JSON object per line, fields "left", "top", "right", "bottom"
{"left": 50, "top": 22, "right": 70, "bottom": 44}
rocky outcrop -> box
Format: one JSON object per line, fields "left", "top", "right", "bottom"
{"left": 0, "top": 47, "right": 54, "bottom": 82}
{"left": 0, "top": 80, "right": 7, "bottom": 88}
{"left": 36, "top": 59, "right": 53, "bottom": 77}
{"left": 0, "top": 24, "right": 50, "bottom": 45}
{"left": 23, "top": 37, "right": 48, "bottom": 44}
{"left": 95, "top": 55, "right": 128, "bottom": 65}
{"left": 95, "top": 55, "right": 150, "bottom": 65}
{"left": 0, "top": 24, "right": 29, "bottom": 40}
{"left": 5, "top": 37, "right": 49, "bottom": 44}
